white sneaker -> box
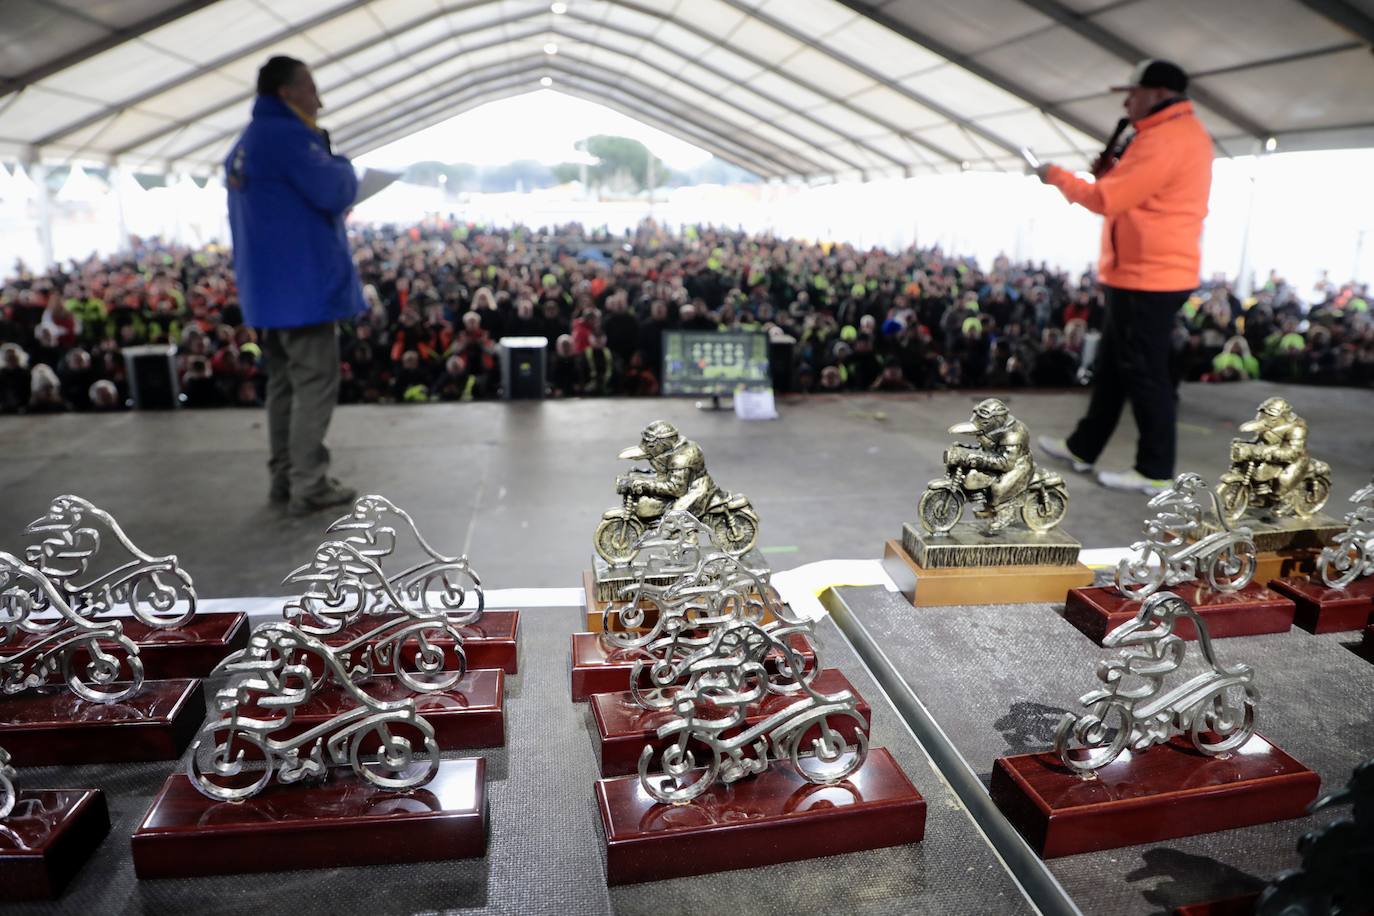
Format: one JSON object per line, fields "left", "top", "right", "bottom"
{"left": 1096, "top": 468, "right": 1171, "bottom": 495}
{"left": 1037, "top": 436, "right": 1092, "bottom": 473}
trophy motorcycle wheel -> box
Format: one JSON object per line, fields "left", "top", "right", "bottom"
{"left": 1022, "top": 485, "right": 1068, "bottom": 532}
{"left": 786, "top": 709, "right": 869, "bottom": 785}
{"left": 1115, "top": 544, "right": 1167, "bottom": 599}
{"left": 1054, "top": 705, "right": 1131, "bottom": 774}
{"left": 1190, "top": 683, "right": 1257, "bottom": 757}
{"left": 63, "top": 638, "right": 144, "bottom": 704}
{"left": 708, "top": 510, "right": 758, "bottom": 556}
{"left": 349, "top": 716, "right": 441, "bottom": 791}
{"left": 130, "top": 567, "right": 197, "bottom": 629}
{"left": 1292, "top": 473, "right": 1331, "bottom": 519}
{"left": 1318, "top": 537, "right": 1366, "bottom": 589}
{"left": 594, "top": 515, "right": 646, "bottom": 564}
{"left": 1204, "top": 539, "right": 1256, "bottom": 593}
{"left": 188, "top": 723, "right": 274, "bottom": 802}
{"left": 638, "top": 741, "right": 719, "bottom": 805}
{"left": 393, "top": 625, "right": 464, "bottom": 693}
{"left": 1215, "top": 479, "right": 1250, "bottom": 525}
{"left": 917, "top": 486, "right": 963, "bottom": 534}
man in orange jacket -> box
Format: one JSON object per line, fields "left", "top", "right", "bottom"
{"left": 1035, "top": 60, "right": 1212, "bottom": 494}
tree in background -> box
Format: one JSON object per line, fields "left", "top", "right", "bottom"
{"left": 552, "top": 135, "right": 672, "bottom": 193}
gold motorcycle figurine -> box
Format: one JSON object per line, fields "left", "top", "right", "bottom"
{"left": 594, "top": 421, "right": 759, "bottom": 565}
{"left": 918, "top": 399, "right": 1068, "bottom": 536}
{"left": 1217, "top": 398, "right": 1331, "bottom": 523}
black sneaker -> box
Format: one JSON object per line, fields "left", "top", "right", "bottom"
{"left": 287, "top": 480, "right": 358, "bottom": 516}
{"left": 269, "top": 477, "right": 290, "bottom": 504}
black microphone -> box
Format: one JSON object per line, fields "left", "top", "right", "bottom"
{"left": 1092, "top": 118, "right": 1131, "bottom": 178}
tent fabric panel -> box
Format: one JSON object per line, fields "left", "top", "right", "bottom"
{"left": 0, "top": 1, "right": 158, "bottom": 83}
{"left": 133, "top": 70, "right": 251, "bottom": 120}
{"left": 902, "top": 63, "right": 1035, "bottom": 121}
{"left": 722, "top": 17, "right": 809, "bottom": 65}
{"left": 0, "top": 88, "right": 108, "bottom": 143}
{"left": 744, "top": 70, "right": 834, "bottom": 113}
{"left": 137, "top": 0, "right": 316, "bottom": 61}
{"left": 811, "top": 14, "right": 948, "bottom": 77}
{"left": 875, "top": 0, "right": 1051, "bottom": 55}
{"left": 1198, "top": 47, "right": 1374, "bottom": 134}
{"left": 974, "top": 109, "right": 1091, "bottom": 158}
{"left": 773, "top": 47, "right": 876, "bottom": 99}
{"left": 1091, "top": 0, "right": 1356, "bottom": 73}
{"left": 756, "top": 0, "right": 859, "bottom": 39}
{"left": 971, "top": 29, "right": 1133, "bottom": 108}
{"left": 845, "top": 85, "right": 947, "bottom": 131}
{"left": 33, "top": 45, "right": 193, "bottom": 105}
{"left": 906, "top": 122, "right": 997, "bottom": 162}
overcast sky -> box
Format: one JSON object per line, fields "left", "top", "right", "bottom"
{"left": 353, "top": 89, "right": 714, "bottom": 171}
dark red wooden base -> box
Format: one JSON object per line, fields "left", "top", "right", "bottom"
{"left": 0, "top": 679, "right": 203, "bottom": 766}
{"left": 283, "top": 671, "right": 505, "bottom": 749}
{"left": 1269, "top": 576, "right": 1374, "bottom": 634}
{"left": 590, "top": 668, "right": 870, "bottom": 777}
{"left": 989, "top": 734, "right": 1320, "bottom": 858}
{"left": 0, "top": 789, "right": 110, "bottom": 900}
{"left": 1062, "top": 581, "right": 1296, "bottom": 645}
{"left": 1173, "top": 894, "right": 1261, "bottom": 915}
{"left": 569, "top": 631, "right": 818, "bottom": 702}
{"left": 6, "top": 614, "right": 249, "bottom": 680}
{"left": 132, "top": 757, "right": 487, "bottom": 878}
{"left": 323, "top": 609, "right": 519, "bottom": 675}
{"left": 596, "top": 745, "right": 923, "bottom": 885}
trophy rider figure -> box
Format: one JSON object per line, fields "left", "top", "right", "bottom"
{"left": 619, "top": 421, "right": 719, "bottom": 521}
{"left": 946, "top": 399, "right": 1034, "bottom": 531}
{"left": 1230, "top": 398, "right": 1311, "bottom": 512}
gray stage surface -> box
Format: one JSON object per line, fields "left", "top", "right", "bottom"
{"left": 6, "top": 605, "right": 1035, "bottom": 916}
{"left": 827, "top": 585, "right": 1374, "bottom": 916}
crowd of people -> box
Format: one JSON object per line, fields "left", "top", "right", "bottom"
{"left": 0, "top": 220, "right": 1369, "bottom": 414}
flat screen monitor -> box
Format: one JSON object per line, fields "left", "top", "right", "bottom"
{"left": 661, "top": 330, "right": 771, "bottom": 396}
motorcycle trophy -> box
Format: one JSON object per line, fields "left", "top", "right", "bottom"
{"left": 290, "top": 494, "right": 517, "bottom": 674}
{"left": 1211, "top": 398, "right": 1342, "bottom": 582}
{"left": 132, "top": 619, "right": 487, "bottom": 879}
{"left": 1272, "top": 479, "right": 1374, "bottom": 635}
{"left": 882, "top": 399, "right": 1092, "bottom": 606}
{"left": 0, "top": 551, "right": 202, "bottom": 766}
{"left": 591, "top": 552, "right": 925, "bottom": 885}
{"left": 991, "top": 591, "right": 1319, "bottom": 858}
{"left": 279, "top": 535, "right": 505, "bottom": 753}
{"left": 17, "top": 494, "right": 249, "bottom": 678}
{"left": 571, "top": 511, "right": 814, "bottom": 701}
{"left": 1064, "top": 473, "right": 1297, "bottom": 643}
{"left": 0, "top": 743, "right": 111, "bottom": 900}
{"left": 585, "top": 421, "right": 764, "bottom": 625}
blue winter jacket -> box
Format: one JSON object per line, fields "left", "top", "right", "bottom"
{"left": 225, "top": 96, "right": 364, "bottom": 329}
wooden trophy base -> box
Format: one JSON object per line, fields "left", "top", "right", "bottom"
{"left": 1, "top": 789, "right": 110, "bottom": 900}
{"left": 882, "top": 539, "right": 1093, "bottom": 607}
{"left": 0, "top": 679, "right": 203, "bottom": 766}
{"left": 324, "top": 610, "right": 519, "bottom": 675}
{"left": 1063, "top": 581, "right": 1295, "bottom": 644}
{"left": 132, "top": 758, "right": 487, "bottom": 878}
{"left": 1253, "top": 549, "right": 1322, "bottom": 583}
{"left": 284, "top": 671, "right": 505, "bottom": 750}
{"left": 1269, "top": 576, "right": 1374, "bottom": 634}
{"left": 990, "top": 734, "right": 1319, "bottom": 858}
{"left": 595, "top": 746, "right": 924, "bottom": 885}
{"left": 569, "top": 631, "right": 818, "bottom": 702}
{"left": 589, "top": 668, "right": 870, "bottom": 777}
{"left": 6, "top": 613, "right": 249, "bottom": 680}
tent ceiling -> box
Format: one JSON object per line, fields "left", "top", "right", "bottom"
{"left": 1, "top": 0, "right": 1371, "bottom": 180}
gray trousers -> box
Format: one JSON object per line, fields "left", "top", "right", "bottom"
{"left": 262, "top": 321, "right": 339, "bottom": 498}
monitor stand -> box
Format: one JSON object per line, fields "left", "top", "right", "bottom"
{"left": 694, "top": 394, "right": 732, "bottom": 411}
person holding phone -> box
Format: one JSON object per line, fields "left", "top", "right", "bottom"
{"left": 1031, "top": 60, "right": 1212, "bottom": 494}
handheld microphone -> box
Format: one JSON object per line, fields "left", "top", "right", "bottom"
{"left": 1091, "top": 118, "right": 1131, "bottom": 178}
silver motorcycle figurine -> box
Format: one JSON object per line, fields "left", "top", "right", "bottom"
{"left": 1318, "top": 482, "right": 1374, "bottom": 589}
{"left": 1115, "top": 472, "right": 1257, "bottom": 598}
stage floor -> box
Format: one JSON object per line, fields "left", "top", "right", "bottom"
{"left": 0, "top": 381, "right": 1369, "bottom": 598}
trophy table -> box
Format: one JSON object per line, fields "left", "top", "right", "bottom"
{"left": 0, "top": 553, "right": 203, "bottom": 765}
{"left": 1270, "top": 480, "right": 1374, "bottom": 634}
{"left": 991, "top": 592, "right": 1319, "bottom": 858}
{"left": 132, "top": 621, "right": 488, "bottom": 878}
{"left": 14, "top": 494, "right": 249, "bottom": 678}
{"left": 883, "top": 399, "right": 1092, "bottom": 606}
{"left": 1064, "top": 472, "right": 1296, "bottom": 644}
{"left": 0, "top": 745, "right": 110, "bottom": 900}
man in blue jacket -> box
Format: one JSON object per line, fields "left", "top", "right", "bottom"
{"left": 227, "top": 56, "right": 361, "bottom": 514}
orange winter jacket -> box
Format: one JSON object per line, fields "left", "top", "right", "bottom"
{"left": 1046, "top": 100, "right": 1212, "bottom": 292}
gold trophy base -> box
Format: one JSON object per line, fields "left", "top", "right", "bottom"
{"left": 1201, "top": 513, "right": 1342, "bottom": 554}
{"left": 1254, "top": 548, "right": 1322, "bottom": 583}
{"left": 882, "top": 540, "right": 1093, "bottom": 607}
